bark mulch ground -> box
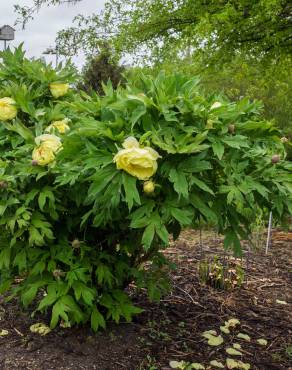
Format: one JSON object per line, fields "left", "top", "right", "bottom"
{"left": 0, "top": 229, "right": 291, "bottom": 370}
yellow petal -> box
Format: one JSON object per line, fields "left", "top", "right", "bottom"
{"left": 220, "top": 326, "right": 230, "bottom": 334}
{"left": 191, "top": 364, "right": 205, "bottom": 370}
{"left": 30, "top": 323, "right": 51, "bottom": 336}
{"left": 202, "top": 330, "right": 217, "bottom": 338}
{"left": 210, "top": 360, "right": 224, "bottom": 368}
{"left": 32, "top": 145, "right": 55, "bottom": 166}
{"left": 205, "top": 335, "right": 224, "bottom": 346}
{"left": 225, "top": 318, "right": 240, "bottom": 328}
{"left": 46, "top": 118, "right": 70, "bottom": 134}
{"left": 257, "top": 338, "right": 267, "bottom": 346}
{"left": 35, "top": 134, "right": 62, "bottom": 152}
{"left": 169, "top": 361, "right": 184, "bottom": 369}
{"left": 236, "top": 333, "right": 251, "bottom": 342}
{"left": 226, "top": 359, "right": 250, "bottom": 370}
{"left": 226, "top": 347, "right": 242, "bottom": 356}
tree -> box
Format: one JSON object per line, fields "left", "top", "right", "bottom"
{"left": 14, "top": 0, "right": 81, "bottom": 28}
{"left": 79, "top": 47, "right": 125, "bottom": 95}
{"left": 15, "top": 0, "right": 292, "bottom": 65}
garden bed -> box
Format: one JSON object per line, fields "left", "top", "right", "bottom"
{"left": 0, "top": 229, "right": 291, "bottom": 370}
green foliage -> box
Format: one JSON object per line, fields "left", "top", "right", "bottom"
{"left": 198, "top": 57, "right": 292, "bottom": 159}
{"left": 136, "top": 54, "right": 292, "bottom": 159}
{"left": 285, "top": 344, "right": 292, "bottom": 359}
{"left": 0, "top": 47, "right": 291, "bottom": 330}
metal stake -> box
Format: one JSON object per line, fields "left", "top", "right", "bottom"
{"left": 265, "top": 211, "right": 273, "bottom": 255}
{"left": 199, "top": 224, "right": 203, "bottom": 259}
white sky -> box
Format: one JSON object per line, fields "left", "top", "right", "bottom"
{"left": 0, "top": 0, "right": 105, "bottom": 68}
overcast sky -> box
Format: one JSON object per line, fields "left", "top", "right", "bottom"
{"left": 0, "top": 0, "right": 105, "bottom": 68}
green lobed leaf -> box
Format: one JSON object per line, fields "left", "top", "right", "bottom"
{"left": 122, "top": 173, "right": 141, "bottom": 210}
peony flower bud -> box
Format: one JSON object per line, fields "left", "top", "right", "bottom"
{"left": 0, "top": 97, "right": 17, "bottom": 121}
{"left": 71, "top": 239, "right": 81, "bottom": 249}
{"left": 143, "top": 180, "right": 155, "bottom": 194}
{"left": 271, "top": 154, "right": 280, "bottom": 164}
{"left": 228, "top": 124, "right": 235, "bottom": 134}
{"left": 52, "top": 269, "right": 65, "bottom": 279}
{"left": 206, "top": 119, "right": 214, "bottom": 129}
{"left": 0, "top": 180, "right": 8, "bottom": 189}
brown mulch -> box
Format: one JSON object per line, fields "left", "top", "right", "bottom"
{"left": 0, "top": 229, "right": 291, "bottom": 370}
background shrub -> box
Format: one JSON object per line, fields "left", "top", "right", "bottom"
{"left": 78, "top": 46, "right": 125, "bottom": 95}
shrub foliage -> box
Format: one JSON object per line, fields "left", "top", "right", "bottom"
{"left": 0, "top": 47, "right": 291, "bottom": 330}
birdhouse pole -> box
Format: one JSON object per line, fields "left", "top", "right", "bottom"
{"left": 0, "top": 25, "right": 15, "bottom": 51}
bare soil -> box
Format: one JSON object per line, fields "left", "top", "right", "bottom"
{"left": 0, "top": 229, "right": 291, "bottom": 370}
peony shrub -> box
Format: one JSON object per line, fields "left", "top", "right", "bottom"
{"left": 0, "top": 47, "right": 291, "bottom": 330}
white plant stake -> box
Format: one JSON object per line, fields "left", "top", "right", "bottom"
{"left": 265, "top": 211, "right": 273, "bottom": 255}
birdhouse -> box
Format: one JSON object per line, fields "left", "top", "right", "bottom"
{"left": 0, "top": 25, "right": 15, "bottom": 41}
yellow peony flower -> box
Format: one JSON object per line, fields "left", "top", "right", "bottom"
{"left": 0, "top": 97, "right": 17, "bottom": 121}
{"left": 32, "top": 144, "right": 56, "bottom": 166}
{"left": 143, "top": 180, "right": 155, "bottom": 194}
{"left": 113, "top": 137, "right": 161, "bottom": 180}
{"left": 45, "top": 118, "right": 70, "bottom": 134}
{"left": 49, "top": 83, "right": 69, "bottom": 98}
{"left": 35, "top": 134, "right": 62, "bottom": 152}
{"left": 32, "top": 134, "right": 62, "bottom": 166}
